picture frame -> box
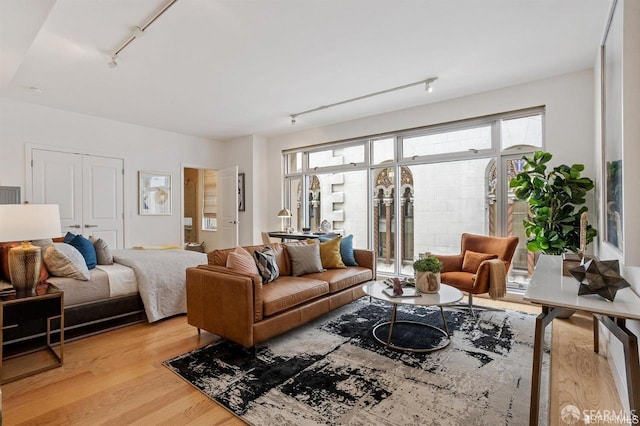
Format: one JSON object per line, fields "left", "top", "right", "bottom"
{"left": 139, "top": 171, "right": 172, "bottom": 215}
{"left": 601, "top": 0, "right": 623, "bottom": 252}
{"left": 238, "top": 172, "right": 246, "bottom": 211}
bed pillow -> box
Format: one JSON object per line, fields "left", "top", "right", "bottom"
{"left": 286, "top": 243, "right": 324, "bottom": 276}
{"left": 462, "top": 250, "right": 498, "bottom": 273}
{"left": 89, "top": 236, "right": 114, "bottom": 265}
{"left": 44, "top": 243, "right": 90, "bottom": 280}
{"left": 226, "top": 246, "right": 259, "bottom": 275}
{"left": 308, "top": 236, "right": 346, "bottom": 269}
{"left": 66, "top": 234, "right": 97, "bottom": 269}
{"left": 254, "top": 247, "right": 280, "bottom": 283}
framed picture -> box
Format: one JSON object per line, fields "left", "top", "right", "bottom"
{"left": 601, "top": 0, "right": 623, "bottom": 252}
{"left": 139, "top": 171, "right": 172, "bottom": 215}
{"left": 238, "top": 172, "right": 246, "bottom": 211}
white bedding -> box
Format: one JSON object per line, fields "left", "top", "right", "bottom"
{"left": 96, "top": 263, "right": 138, "bottom": 297}
{"left": 111, "top": 249, "right": 207, "bottom": 322}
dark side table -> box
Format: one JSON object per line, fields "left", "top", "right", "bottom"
{"left": 0, "top": 282, "right": 64, "bottom": 384}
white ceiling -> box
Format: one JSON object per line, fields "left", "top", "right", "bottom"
{"left": 0, "top": 0, "right": 612, "bottom": 140}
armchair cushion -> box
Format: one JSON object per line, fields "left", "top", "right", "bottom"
{"left": 462, "top": 250, "right": 498, "bottom": 273}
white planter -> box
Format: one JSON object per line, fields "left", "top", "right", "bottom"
{"left": 416, "top": 271, "right": 440, "bottom": 294}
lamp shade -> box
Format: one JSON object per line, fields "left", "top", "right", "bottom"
{"left": 277, "top": 208, "right": 292, "bottom": 218}
{"left": 0, "top": 204, "right": 62, "bottom": 242}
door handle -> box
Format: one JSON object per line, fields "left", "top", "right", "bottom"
{"left": 229, "top": 221, "right": 238, "bottom": 224}
{"left": 84, "top": 224, "right": 98, "bottom": 228}
{"left": 68, "top": 224, "right": 81, "bottom": 228}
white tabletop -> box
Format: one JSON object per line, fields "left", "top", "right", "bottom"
{"left": 524, "top": 255, "right": 640, "bottom": 320}
{"left": 363, "top": 281, "right": 463, "bottom": 307}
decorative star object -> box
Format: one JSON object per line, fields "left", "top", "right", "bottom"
{"left": 569, "top": 259, "right": 630, "bottom": 302}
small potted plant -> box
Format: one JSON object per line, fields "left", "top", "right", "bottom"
{"left": 413, "top": 256, "right": 443, "bottom": 294}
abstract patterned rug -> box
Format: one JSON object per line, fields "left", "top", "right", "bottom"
{"left": 164, "top": 298, "right": 549, "bottom": 425}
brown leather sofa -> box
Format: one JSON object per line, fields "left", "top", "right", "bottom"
{"left": 186, "top": 242, "right": 376, "bottom": 348}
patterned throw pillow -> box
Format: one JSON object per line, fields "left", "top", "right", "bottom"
{"left": 254, "top": 247, "right": 280, "bottom": 283}
{"left": 44, "top": 243, "right": 90, "bottom": 281}
{"left": 89, "top": 236, "right": 114, "bottom": 265}
{"left": 462, "top": 250, "right": 498, "bottom": 273}
{"left": 226, "top": 247, "right": 259, "bottom": 275}
{"left": 286, "top": 243, "right": 324, "bottom": 276}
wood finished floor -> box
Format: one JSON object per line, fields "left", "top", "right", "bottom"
{"left": 1, "top": 298, "right": 623, "bottom": 425}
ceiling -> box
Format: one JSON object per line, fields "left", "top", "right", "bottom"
{"left": 0, "top": 0, "right": 613, "bottom": 140}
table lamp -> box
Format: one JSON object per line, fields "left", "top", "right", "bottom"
{"left": 277, "top": 208, "right": 292, "bottom": 232}
{"left": 0, "top": 204, "right": 61, "bottom": 296}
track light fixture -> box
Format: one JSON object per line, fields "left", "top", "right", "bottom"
{"left": 107, "top": 0, "right": 178, "bottom": 68}
{"left": 289, "top": 76, "right": 438, "bottom": 124}
{"left": 425, "top": 81, "right": 433, "bottom": 93}
{"left": 107, "top": 55, "right": 118, "bottom": 68}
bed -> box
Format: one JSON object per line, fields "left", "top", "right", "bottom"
{"left": 3, "top": 248, "right": 207, "bottom": 351}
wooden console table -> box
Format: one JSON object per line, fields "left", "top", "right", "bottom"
{"left": 524, "top": 255, "right": 640, "bottom": 425}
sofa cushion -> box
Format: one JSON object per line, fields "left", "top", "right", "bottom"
{"left": 462, "top": 250, "right": 498, "bottom": 273}
{"left": 254, "top": 247, "right": 280, "bottom": 283}
{"left": 305, "top": 267, "right": 373, "bottom": 293}
{"left": 286, "top": 243, "right": 324, "bottom": 276}
{"left": 441, "top": 271, "right": 476, "bottom": 292}
{"left": 226, "top": 246, "right": 259, "bottom": 275}
{"left": 209, "top": 243, "right": 295, "bottom": 276}
{"left": 261, "top": 276, "right": 329, "bottom": 316}
{"left": 308, "top": 236, "right": 346, "bottom": 269}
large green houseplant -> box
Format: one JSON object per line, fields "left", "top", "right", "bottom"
{"left": 509, "top": 151, "right": 597, "bottom": 256}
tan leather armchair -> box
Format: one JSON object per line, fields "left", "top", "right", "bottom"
{"left": 433, "top": 233, "right": 519, "bottom": 317}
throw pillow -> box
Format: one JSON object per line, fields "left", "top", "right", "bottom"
{"left": 89, "top": 236, "right": 114, "bottom": 265}
{"left": 254, "top": 247, "right": 280, "bottom": 283}
{"left": 63, "top": 231, "right": 76, "bottom": 244}
{"left": 286, "top": 243, "right": 324, "bottom": 276}
{"left": 226, "top": 246, "right": 259, "bottom": 275}
{"left": 336, "top": 234, "right": 358, "bottom": 266}
{"left": 44, "top": 243, "right": 90, "bottom": 280}
{"left": 462, "top": 250, "right": 498, "bottom": 273}
{"left": 67, "top": 234, "right": 97, "bottom": 269}
{"left": 308, "top": 236, "right": 346, "bottom": 269}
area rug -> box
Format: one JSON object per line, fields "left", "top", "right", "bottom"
{"left": 164, "top": 298, "right": 549, "bottom": 425}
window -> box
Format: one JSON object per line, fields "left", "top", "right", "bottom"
{"left": 283, "top": 107, "right": 544, "bottom": 290}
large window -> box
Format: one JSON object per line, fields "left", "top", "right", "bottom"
{"left": 283, "top": 108, "right": 544, "bottom": 291}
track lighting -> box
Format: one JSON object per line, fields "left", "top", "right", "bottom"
{"left": 107, "top": 0, "right": 178, "bottom": 68}
{"left": 289, "top": 76, "right": 438, "bottom": 122}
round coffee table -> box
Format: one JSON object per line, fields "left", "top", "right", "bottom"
{"left": 362, "top": 281, "right": 463, "bottom": 352}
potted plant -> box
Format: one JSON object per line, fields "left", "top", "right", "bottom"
{"left": 509, "top": 150, "right": 598, "bottom": 272}
{"left": 413, "top": 256, "right": 443, "bottom": 294}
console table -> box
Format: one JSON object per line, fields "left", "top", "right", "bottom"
{"left": 524, "top": 255, "right": 640, "bottom": 425}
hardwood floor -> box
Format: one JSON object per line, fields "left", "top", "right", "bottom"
{"left": 1, "top": 298, "right": 623, "bottom": 425}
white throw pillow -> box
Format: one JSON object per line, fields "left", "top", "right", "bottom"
{"left": 44, "top": 243, "right": 90, "bottom": 281}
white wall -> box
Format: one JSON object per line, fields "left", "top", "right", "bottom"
{"left": 0, "top": 98, "right": 224, "bottom": 247}
{"left": 594, "top": 0, "right": 640, "bottom": 411}
{"left": 265, "top": 69, "right": 597, "bottom": 234}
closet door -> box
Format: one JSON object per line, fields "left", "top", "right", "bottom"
{"left": 82, "top": 155, "right": 124, "bottom": 248}
{"left": 32, "top": 149, "right": 83, "bottom": 233}
{"left": 31, "top": 149, "right": 124, "bottom": 248}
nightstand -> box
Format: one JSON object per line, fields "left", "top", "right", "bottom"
{"left": 0, "top": 282, "right": 64, "bottom": 384}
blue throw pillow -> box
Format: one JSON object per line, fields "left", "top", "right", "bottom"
{"left": 320, "top": 234, "right": 358, "bottom": 266}
{"left": 339, "top": 234, "right": 358, "bottom": 266}
{"left": 67, "top": 234, "right": 97, "bottom": 270}
{"left": 63, "top": 231, "right": 76, "bottom": 243}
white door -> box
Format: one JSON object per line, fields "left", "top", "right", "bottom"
{"left": 31, "top": 149, "right": 124, "bottom": 248}
{"left": 82, "top": 155, "right": 124, "bottom": 248}
{"left": 217, "top": 166, "right": 238, "bottom": 248}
